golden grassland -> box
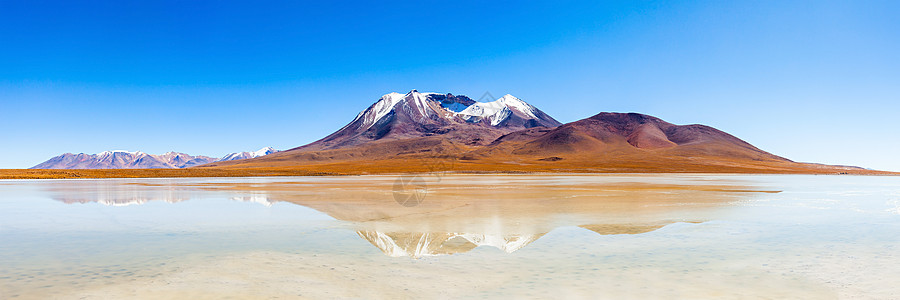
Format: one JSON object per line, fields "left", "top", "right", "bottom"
{"left": 3, "top": 155, "right": 896, "bottom": 179}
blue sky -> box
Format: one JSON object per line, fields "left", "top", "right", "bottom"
{"left": 1, "top": 0, "right": 898, "bottom": 171}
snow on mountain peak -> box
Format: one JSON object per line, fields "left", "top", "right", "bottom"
{"left": 252, "top": 147, "right": 277, "bottom": 157}
{"left": 98, "top": 150, "right": 139, "bottom": 157}
{"left": 360, "top": 92, "right": 405, "bottom": 128}
{"left": 406, "top": 89, "right": 437, "bottom": 120}
{"left": 216, "top": 147, "right": 278, "bottom": 162}
{"left": 497, "top": 94, "right": 538, "bottom": 119}
{"left": 350, "top": 90, "right": 555, "bottom": 131}
{"left": 454, "top": 94, "right": 527, "bottom": 125}
{"left": 358, "top": 90, "right": 441, "bottom": 129}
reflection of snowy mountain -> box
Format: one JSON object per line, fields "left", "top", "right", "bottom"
{"left": 95, "top": 197, "right": 184, "bottom": 206}
{"left": 48, "top": 184, "right": 274, "bottom": 207}
{"left": 42, "top": 178, "right": 704, "bottom": 260}
{"left": 355, "top": 223, "right": 678, "bottom": 258}
{"left": 56, "top": 197, "right": 186, "bottom": 206}
{"left": 230, "top": 194, "right": 276, "bottom": 207}
{"left": 357, "top": 230, "right": 545, "bottom": 258}
{"left": 51, "top": 188, "right": 191, "bottom": 206}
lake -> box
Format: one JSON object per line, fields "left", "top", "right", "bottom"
{"left": 1, "top": 174, "right": 899, "bottom": 299}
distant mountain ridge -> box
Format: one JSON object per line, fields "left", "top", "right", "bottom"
{"left": 32, "top": 147, "right": 278, "bottom": 169}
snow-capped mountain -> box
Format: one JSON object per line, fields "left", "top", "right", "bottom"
{"left": 32, "top": 147, "right": 278, "bottom": 169}
{"left": 216, "top": 147, "right": 278, "bottom": 162}
{"left": 31, "top": 151, "right": 217, "bottom": 169}
{"left": 297, "top": 90, "right": 560, "bottom": 151}
{"left": 352, "top": 90, "right": 558, "bottom": 132}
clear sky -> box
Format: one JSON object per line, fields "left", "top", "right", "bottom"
{"left": 1, "top": 0, "right": 898, "bottom": 171}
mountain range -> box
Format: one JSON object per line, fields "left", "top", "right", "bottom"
{"left": 199, "top": 90, "right": 867, "bottom": 174}
{"left": 32, "top": 147, "right": 277, "bottom": 169}
{"left": 28, "top": 90, "right": 879, "bottom": 174}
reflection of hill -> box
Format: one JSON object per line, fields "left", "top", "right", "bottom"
{"left": 238, "top": 177, "right": 774, "bottom": 258}
{"left": 579, "top": 224, "right": 667, "bottom": 235}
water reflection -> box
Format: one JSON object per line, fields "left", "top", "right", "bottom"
{"left": 357, "top": 231, "right": 545, "bottom": 257}
{"left": 45, "top": 180, "right": 195, "bottom": 206}
{"left": 12, "top": 175, "right": 900, "bottom": 299}
{"left": 45, "top": 180, "right": 277, "bottom": 207}
{"left": 42, "top": 176, "right": 776, "bottom": 258}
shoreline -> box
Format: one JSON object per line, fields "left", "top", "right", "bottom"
{"left": 2, "top": 167, "right": 896, "bottom": 180}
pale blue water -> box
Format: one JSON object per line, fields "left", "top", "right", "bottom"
{"left": 1, "top": 175, "right": 898, "bottom": 299}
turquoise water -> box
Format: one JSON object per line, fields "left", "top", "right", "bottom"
{"left": 1, "top": 175, "right": 898, "bottom": 299}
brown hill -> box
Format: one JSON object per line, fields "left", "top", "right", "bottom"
{"left": 473, "top": 112, "right": 787, "bottom": 162}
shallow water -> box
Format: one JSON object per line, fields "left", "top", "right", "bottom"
{"left": 1, "top": 174, "right": 899, "bottom": 299}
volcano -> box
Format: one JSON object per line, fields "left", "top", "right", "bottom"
{"left": 200, "top": 90, "right": 872, "bottom": 174}
{"left": 296, "top": 90, "right": 560, "bottom": 151}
